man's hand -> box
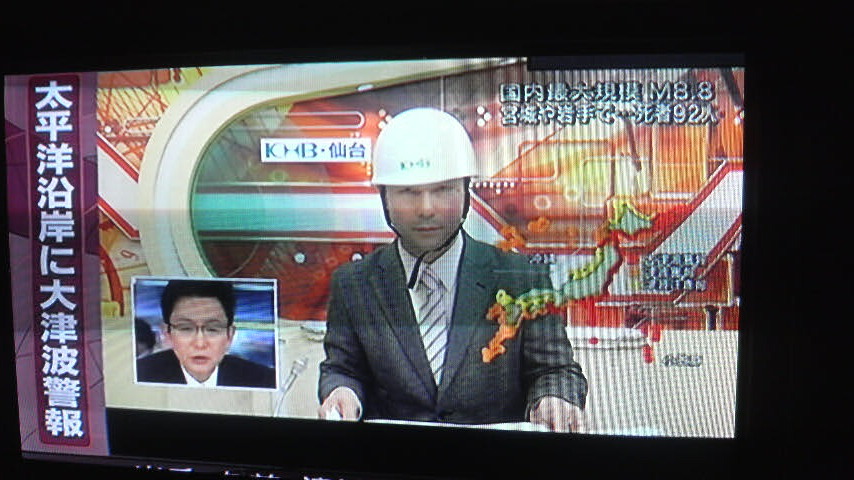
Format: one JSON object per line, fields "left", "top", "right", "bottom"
{"left": 529, "top": 396, "right": 585, "bottom": 433}
{"left": 318, "top": 386, "right": 362, "bottom": 421}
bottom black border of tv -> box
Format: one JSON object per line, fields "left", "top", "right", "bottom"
{"left": 103, "top": 407, "right": 749, "bottom": 479}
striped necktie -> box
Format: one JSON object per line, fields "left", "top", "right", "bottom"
{"left": 418, "top": 265, "right": 449, "bottom": 385}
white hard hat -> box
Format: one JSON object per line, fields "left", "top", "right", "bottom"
{"left": 372, "top": 108, "right": 478, "bottom": 186}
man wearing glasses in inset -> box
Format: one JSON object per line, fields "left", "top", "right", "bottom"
{"left": 136, "top": 279, "right": 276, "bottom": 388}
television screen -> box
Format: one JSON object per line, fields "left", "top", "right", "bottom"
{"left": 4, "top": 46, "right": 765, "bottom": 479}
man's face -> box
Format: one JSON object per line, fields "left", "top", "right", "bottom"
{"left": 164, "top": 296, "right": 234, "bottom": 383}
{"left": 385, "top": 178, "right": 466, "bottom": 258}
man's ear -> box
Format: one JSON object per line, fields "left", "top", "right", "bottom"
{"left": 161, "top": 323, "right": 173, "bottom": 347}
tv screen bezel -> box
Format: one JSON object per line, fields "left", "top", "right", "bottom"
{"left": 4, "top": 5, "right": 836, "bottom": 479}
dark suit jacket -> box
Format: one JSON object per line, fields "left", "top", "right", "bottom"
{"left": 137, "top": 350, "right": 276, "bottom": 389}
{"left": 319, "top": 232, "right": 587, "bottom": 424}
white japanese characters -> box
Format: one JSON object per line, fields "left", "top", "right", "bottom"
{"left": 499, "top": 80, "right": 718, "bottom": 127}
{"left": 34, "top": 81, "right": 74, "bottom": 141}
{"left": 33, "top": 78, "right": 85, "bottom": 441}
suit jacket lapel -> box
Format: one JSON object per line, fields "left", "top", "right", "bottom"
{"left": 162, "top": 350, "right": 188, "bottom": 384}
{"left": 371, "top": 242, "right": 437, "bottom": 399}
{"left": 439, "top": 233, "right": 497, "bottom": 392}
{"left": 217, "top": 355, "right": 234, "bottom": 386}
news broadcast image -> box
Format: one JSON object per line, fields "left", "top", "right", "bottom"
{"left": 6, "top": 57, "right": 744, "bottom": 458}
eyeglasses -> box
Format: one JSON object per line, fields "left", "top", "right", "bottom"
{"left": 168, "top": 323, "right": 231, "bottom": 338}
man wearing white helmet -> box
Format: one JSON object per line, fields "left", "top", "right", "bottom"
{"left": 318, "top": 108, "right": 587, "bottom": 432}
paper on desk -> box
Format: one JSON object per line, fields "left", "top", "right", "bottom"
{"left": 592, "top": 426, "right": 664, "bottom": 436}
{"left": 365, "top": 419, "right": 550, "bottom": 432}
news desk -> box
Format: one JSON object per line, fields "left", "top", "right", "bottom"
{"left": 277, "top": 323, "right": 738, "bottom": 438}
{"left": 104, "top": 317, "right": 736, "bottom": 437}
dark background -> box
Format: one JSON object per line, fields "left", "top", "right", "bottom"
{"left": 2, "top": 2, "right": 848, "bottom": 479}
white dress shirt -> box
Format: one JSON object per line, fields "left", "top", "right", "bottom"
{"left": 180, "top": 364, "right": 219, "bottom": 387}
{"left": 397, "top": 232, "right": 463, "bottom": 321}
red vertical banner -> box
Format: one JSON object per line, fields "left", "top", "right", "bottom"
{"left": 28, "top": 74, "right": 89, "bottom": 446}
